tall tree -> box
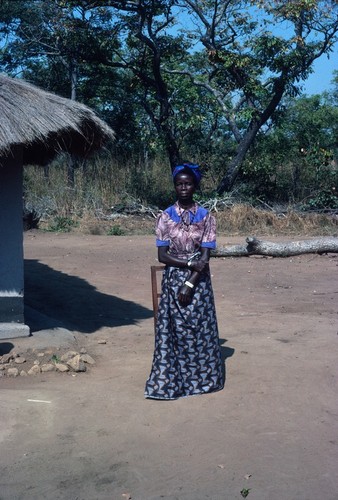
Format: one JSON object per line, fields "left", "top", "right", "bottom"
{"left": 171, "top": 0, "right": 338, "bottom": 192}
{"left": 0, "top": 0, "right": 120, "bottom": 184}
{"left": 242, "top": 91, "right": 338, "bottom": 202}
{"left": 0, "top": 0, "right": 119, "bottom": 98}
{"left": 1, "top": 0, "right": 337, "bottom": 191}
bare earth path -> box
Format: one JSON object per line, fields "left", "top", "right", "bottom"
{"left": 1, "top": 231, "right": 338, "bottom": 500}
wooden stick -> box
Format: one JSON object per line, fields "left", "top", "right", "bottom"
{"left": 151, "top": 265, "right": 165, "bottom": 330}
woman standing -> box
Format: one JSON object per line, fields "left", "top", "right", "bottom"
{"left": 145, "top": 163, "right": 224, "bottom": 400}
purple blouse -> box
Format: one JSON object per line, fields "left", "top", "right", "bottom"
{"left": 156, "top": 202, "right": 216, "bottom": 258}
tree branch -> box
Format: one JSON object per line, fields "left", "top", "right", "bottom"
{"left": 212, "top": 237, "right": 338, "bottom": 257}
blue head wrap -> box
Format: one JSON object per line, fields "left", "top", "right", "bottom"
{"left": 172, "top": 163, "right": 202, "bottom": 185}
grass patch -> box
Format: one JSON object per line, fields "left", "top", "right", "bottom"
{"left": 107, "top": 225, "right": 125, "bottom": 236}
{"left": 216, "top": 204, "right": 338, "bottom": 236}
{"left": 45, "top": 216, "right": 77, "bottom": 233}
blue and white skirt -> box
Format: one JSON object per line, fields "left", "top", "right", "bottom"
{"left": 145, "top": 266, "right": 224, "bottom": 400}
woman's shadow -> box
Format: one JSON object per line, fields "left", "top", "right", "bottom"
{"left": 219, "top": 338, "right": 235, "bottom": 384}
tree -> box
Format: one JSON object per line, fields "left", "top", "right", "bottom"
{"left": 0, "top": 0, "right": 121, "bottom": 184}
{"left": 82, "top": 0, "right": 224, "bottom": 171}
{"left": 0, "top": 0, "right": 119, "bottom": 98}
{"left": 242, "top": 91, "right": 338, "bottom": 204}
{"left": 171, "top": 0, "right": 338, "bottom": 193}
{"left": 1, "top": 0, "right": 337, "bottom": 194}
{"left": 0, "top": 0, "right": 193, "bottom": 168}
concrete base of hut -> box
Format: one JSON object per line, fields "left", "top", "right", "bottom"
{"left": 0, "top": 322, "right": 30, "bottom": 339}
{"left": 0, "top": 297, "right": 30, "bottom": 338}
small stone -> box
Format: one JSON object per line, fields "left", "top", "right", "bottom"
{"left": 97, "top": 340, "right": 107, "bottom": 344}
{"left": 37, "top": 352, "right": 45, "bottom": 357}
{"left": 0, "top": 353, "right": 14, "bottom": 364}
{"left": 20, "top": 370, "right": 28, "bottom": 377}
{"left": 80, "top": 347, "right": 87, "bottom": 354}
{"left": 80, "top": 354, "right": 95, "bottom": 365}
{"left": 67, "top": 355, "right": 86, "bottom": 372}
{"left": 33, "top": 360, "right": 40, "bottom": 366}
{"left": 0, "top": 365, "right": 6, "bottom": 371}
{"left": 41, "top": 363, "right": 55, "bottom": 372}
{"left": 14, "top": 357, "right": 26, "bottom": 364}
{"left": 28, "top": 365, "right": 41, "bottom": 375}
{"left": 55, "top": 363, "right": 69, "bottom": 373}
{"left": 61, "top": 351, "right": 78, "bottom": 362}
{"left": 7, "top": 367, "right": 19, "bottom": 377}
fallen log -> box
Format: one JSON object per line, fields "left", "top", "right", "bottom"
{"left": 212, "top": 236, "right": 338, "bottom": 257}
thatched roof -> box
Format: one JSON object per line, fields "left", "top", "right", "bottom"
{"left": 0, "top": 73, "right": 114, "bottom": 166}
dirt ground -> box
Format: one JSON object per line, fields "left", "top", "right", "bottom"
{"left": 1, "top": 230, "right": 338, "bottom": 500}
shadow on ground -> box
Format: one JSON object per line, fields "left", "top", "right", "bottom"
{"left": 219, "top": 338, "right": 235, "bottom": 384}
{"left": 0, "top": 342, "right": 15, "bottom": 355}
{"left": 24, "top": 260, "right": 153, "bottom": 333}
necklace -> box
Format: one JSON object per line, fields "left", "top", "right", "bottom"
{"left": 177, "top": 203, "right": 195, "bottom": 231}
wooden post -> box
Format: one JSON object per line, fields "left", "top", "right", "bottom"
{"left": 151, "top": 266, "right": 165, "bottom": 330}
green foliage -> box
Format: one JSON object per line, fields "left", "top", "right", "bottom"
{"left": 50, "top": 354, "right": 61, "bottom": 363}
{"left": 241, "top": 93, "right": 338, "bottom": 203}
{"left": 304, "top": 190, "right": 338, "bottom": 210}
{"left": 46, "top": 216, "right": 77, "bottom": 233}
{"left": 240, "top": 488, "right": 251, "bottom": 498}
{"left": 2, "top": 0, "right": 338, "bottom": 200}
{"left": 107, "top": 225, "right": 124, "bottom": 236}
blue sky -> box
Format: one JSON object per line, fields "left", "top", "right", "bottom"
{"left": 301, "top": 52, "right": 337, "bottom": 95}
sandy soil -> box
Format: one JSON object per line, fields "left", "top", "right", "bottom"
{"left": 1, "top": 230, "right": 338, "bottom": 500}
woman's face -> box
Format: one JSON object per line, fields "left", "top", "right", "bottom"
{"left": 174, "top": 172, "right": 196, "bottom": 205}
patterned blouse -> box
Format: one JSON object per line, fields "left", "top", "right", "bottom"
{"left": 156, "top": 202, "right": 216, "bottom": 258}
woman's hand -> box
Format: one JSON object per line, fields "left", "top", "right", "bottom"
{"left": 189, "top": 259, "right": 209, "bottom": 273}
{"left": 178, "top": 284, "right": 193, "bottom": 306}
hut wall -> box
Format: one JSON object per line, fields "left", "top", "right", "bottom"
{"left": 0, "top": 152, "right": 30, "bottom": 338}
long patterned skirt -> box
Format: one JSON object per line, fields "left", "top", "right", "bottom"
{"left": 145, "top": 266, "right": 224, "bottom": 400}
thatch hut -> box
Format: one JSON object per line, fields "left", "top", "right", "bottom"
{"left": 0, "top": 73, "right": 114, "bottom": 339}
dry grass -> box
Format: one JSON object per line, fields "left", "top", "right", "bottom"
{"left": 216, "top": 204, "right": 338, "bottom": 236}
{"left": 35, "top": 204, "right": 338, "bottom": 238}
{"left": 23, "top": 160, "right": 338, "bottom": 237}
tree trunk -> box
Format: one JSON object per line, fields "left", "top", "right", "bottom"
{"left": 216, "top": 123, "right": 260, "bottom": 194}
{"left": 212, "top": 237, "right": 338, "bottom": 257}
{"left": 216, "top": 80, "right": 287, "bottom": 194}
